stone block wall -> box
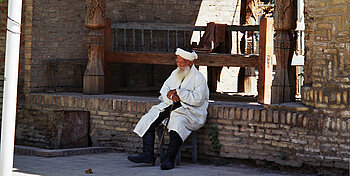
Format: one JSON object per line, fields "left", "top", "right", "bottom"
{"left": 303, "top": 0, "right": 350, "bottom": 116}
{"left": 16, "top": 93, "right": 350, "bottom": 170}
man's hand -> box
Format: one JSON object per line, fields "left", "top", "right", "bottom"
{"left": 166, "top": 89, "right": 180, "bottom": 102}
{"left": 166, "top": 89, "right": 176, "bottom": 100}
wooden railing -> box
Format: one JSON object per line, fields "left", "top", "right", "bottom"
{"left": 102, "top": 18, "right": 274, "bottom": 104}
{"left": 109, "top": 22, "right": 259, "bottom": 53}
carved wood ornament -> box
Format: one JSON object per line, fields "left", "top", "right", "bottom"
{"left": 271, "top": 0, "right": 297, "bottom": 103}
{"left": 85, "top": 0, "right": 106, "bottom": 29}
{"left": 83, "top": 0, "right": 106, "bottom": 94}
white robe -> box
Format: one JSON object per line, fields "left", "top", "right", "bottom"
{"left": 134, "top": 64, "right": 209, "bottom": 141}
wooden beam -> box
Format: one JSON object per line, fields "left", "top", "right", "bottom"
{"left": 106, "top": 52, "right": 259, "bottom": 67}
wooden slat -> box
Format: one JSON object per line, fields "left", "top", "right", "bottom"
{"left": 102, "top": 18, "right": 111, "bottom": 70}
{"left": 175, "top": 30, "right": 178, "bottom": 49}
{"left": 114, "top": 28, "right": 117, "bottom": 51}
{"left": 103, "top": 18, "right": 112, "bottom": 93}
{"left": 226, "top": 25, "right": 259, "bottom": 32}
{"left": 197, "top": 54, "right": 259, "bottom": 67}
{"left": 141, "top": 29, "right": 144, "bottom": 51}
{"left": 167, "top": 30, "right": 170, "bottom": 52}
{"left": 132, "top": 29, "right": 135, "bottom": 51}
{"left": 106, "top": 52, "right": 259, "bottom": 67}
{"left": 150, "top": 30, "right": 153, "bottom": 51}
{"left": 123, "top": 29, "right": 126, "bottom": 51}
{"left": 183, "top": 31, "right": 186, "bottom": 47}
{"left": 236, "top": 31, "right": 239, "bottom": 53}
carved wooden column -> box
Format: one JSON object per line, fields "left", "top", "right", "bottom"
{"left": 271, "top": 0, "right": 297, "bottom": 103}
{"left": 83, "top": 0, "right": 106, "bottom": 94}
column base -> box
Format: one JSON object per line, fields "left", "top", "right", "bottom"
{"left": 83, "top": 75, "right": 105, "bottom": 94}
{"left": 271, "top": 85, "right": 295, "bottom": 104}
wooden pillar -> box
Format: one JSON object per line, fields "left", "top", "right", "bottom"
{"left": 239, "top": 0, "right": 258, "bottom": 94}
{"left": 83, "top": 0, "right": 106, "bottom": 94}
{"left": 257, "top": 17, "right": 273, "bottom": 104}
{"left": 207, "top": 66, "right": 222, "bottom": 93}
{"left": 244, "top": 67, "right": 257, "bottom": 94}
{"left": 271, "top": 0, "right": 297, "bottom": 103}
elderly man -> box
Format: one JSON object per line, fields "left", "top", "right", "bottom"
{"left": 127, "top": 48, "right": 209, "bottom": 170}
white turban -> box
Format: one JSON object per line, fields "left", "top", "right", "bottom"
{"left": 175, "top": 48, "right": 198, "bottom": 61}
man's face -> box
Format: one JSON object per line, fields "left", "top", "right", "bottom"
{"left": 176, "top": 56, "right": 191, "bottom": 71}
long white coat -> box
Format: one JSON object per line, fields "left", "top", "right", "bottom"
{"left": 134, "top": 64, "right": 209, "bottom": 141}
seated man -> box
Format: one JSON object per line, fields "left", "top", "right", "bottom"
{"left": 127, "top": 48, "right": 209, "bottom": 170}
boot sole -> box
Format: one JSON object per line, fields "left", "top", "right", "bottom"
{"left": 160, "top": 165, "right": 174, "bottom": 170}
{"left": 127, "top": 156, "right": 155, "bottom": 166}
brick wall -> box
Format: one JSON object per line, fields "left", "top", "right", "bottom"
{"left": 0, "top": 0, "right": 7, "bottom": 116}
{"left": 28, "top": 0, "right": 87, "bottom": 92}
{"left": 0, "top": 0, "right": 30, "bottom": 114}
{"left": 302, "top": 0, "right": 350, "bottom": 117}
{"left": 107, "top": 0, "right": 201, "bottom": 24}
{"left": 107, "top": 0, "right": 240, "bottom": 25}
{"left": 16, "top": 93, "right": 349, "bottom": 170}
{"left": 0, "top": 0, "right": 7, "bottom": 63}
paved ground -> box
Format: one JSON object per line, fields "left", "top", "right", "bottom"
{"left": 12, "top": 152, "right": 314, "bottom": 176}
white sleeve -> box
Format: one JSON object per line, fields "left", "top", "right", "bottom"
{"left": 159, "top": 74, "right": 173, "bottom": 105}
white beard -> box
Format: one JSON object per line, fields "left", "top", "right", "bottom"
{"left": 176, "top": 66, "right": 191, "bottom": 83}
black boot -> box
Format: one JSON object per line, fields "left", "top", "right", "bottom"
{"left": 161, "top": 131, "right": 183, "bottom": 170}
{"left": 127, "top": 129, "right": 156, "bottom": 165}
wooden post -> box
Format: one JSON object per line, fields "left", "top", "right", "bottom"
{"left": 257, "top": 17, "right": 274, "bottom": 104}
{"left": 239, "top": 0, "right": 258, "bottom": 94}
{"left": 102, "top": 18, "right": 111, "bottom": 70}
{"left": 207, "top": 67, "right": 221, "bottom": 93}
{"left": 271, "top": 0, "right": 297, "bottom": 104}
{"left": 83, "top": 0, "right": 106, "bottom": 94}
{"left": 84, "top": 33, "right": 105, "bottom": 95}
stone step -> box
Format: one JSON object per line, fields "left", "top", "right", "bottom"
{"left": 15, "top": 145, "right": 112, "bottom": 157}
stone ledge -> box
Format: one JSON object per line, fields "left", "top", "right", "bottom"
{"left": 302, "top": 86, "right": 350, "bottom": 108}
{"left": 27, "top": 92, "right": 348, "bottom": 131}
{"left": 264, "top": 102, "right": 311, "bottom": 112}
{"left": 14, "top": 145, "right": 113, "bottom": 157}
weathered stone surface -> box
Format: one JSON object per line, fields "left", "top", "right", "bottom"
{"left": 51, "top": 111, "right": 89, "bottom": 149}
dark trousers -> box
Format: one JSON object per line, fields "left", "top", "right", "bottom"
{"left": 148, "top": 101, "right": 182, "bottom": 131}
